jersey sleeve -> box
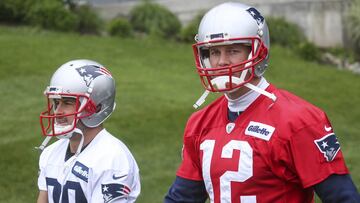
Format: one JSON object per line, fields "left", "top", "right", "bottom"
{"left": 273, "top": 112, "right": 349, "bottom": 188}
{"left": 164, "top": 176, "right": 208, "bottom": 203}
{"left": 90, "top": 154, "right": 141, "bottom": 203}
{"left": 176, "top": 118, "right": 204, "bottom": 181}
{"left": 38, "top": 149, "right": 50, "bottom": 191}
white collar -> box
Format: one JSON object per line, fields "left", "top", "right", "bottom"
{"left": 225, "top": 77, "right": 269, "bottom": 112}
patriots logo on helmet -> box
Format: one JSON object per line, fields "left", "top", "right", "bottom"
{"left": 76, "top": 65, "right": 111, "bottom": 87}
{"left": 314, "top": 133, "right": 341, "bottom": 162}
{"left": 246, "top": 7, "right": 264, "bottom": 25}
{"left": 102, "top": 183, "right": 131, "bottom": 203}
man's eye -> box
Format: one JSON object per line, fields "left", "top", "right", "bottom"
{"left": 210, "top": 50, "right": 219, "bottom": 56}
{"left": 229, "top": 49, "right": 240, "bottom": 54}
{"left": 51, "top": 100, "right": 59, "bottom": 109}
{"left": 53, "top": 100, "right": 59, "bottom": 105}
{"left": 64, "top": 100, "right": 76, "bottom": 105}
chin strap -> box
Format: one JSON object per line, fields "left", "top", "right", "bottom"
{"left": 193, "top": 82, "right": 276, "bottom": 109}
{"left": 193, "top": 90, "right": 210, "bottom": 109}
{"left": 193, "top": 68, "right": 250, "bottom": 109}
{"left": 244, "top": 83, "right": 277, "bottom": 102}
{"left": 35, "top": 136, "right": 53, "bottom": 152}
{"left": 193, "top": 39, "right": 276, "bottom": 109}
{"left": 35, "top": 127, "right": 85, "bottom": 154}
{"left": 36, "top": 117, "right": 81, "bottom": 152}
{"left": 72, "top": 128, "right": 85, "bottom": 156}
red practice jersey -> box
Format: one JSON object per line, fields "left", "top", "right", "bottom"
{"left": 177, "top": 84, "right": 349, "bottom": 203}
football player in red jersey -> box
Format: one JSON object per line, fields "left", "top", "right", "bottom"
{"left": 164, "top": 2, "right": 359, "bottom": 203}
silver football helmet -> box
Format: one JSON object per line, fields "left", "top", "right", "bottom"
{"left": 194, "top": 2, "right": 270, "bottom": 91}
{"left": 192, "top": 2, "right": 275, "bottom": 108}
{"left": 40, "top": 59, "right": 116, "bottom": 138}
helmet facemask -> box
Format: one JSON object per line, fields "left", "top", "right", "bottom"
{"left": 40, "top": 87, "right": 97, "bottom": 139}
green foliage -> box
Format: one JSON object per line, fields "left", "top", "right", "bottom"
{"left": 0, "top": 0, "right": 34, "bottom": 24}
{"left": 346, "top": 0, "right": 360, "bottom": 60}
{"left": 295, "top": 41, "right": 322, "bottom": 62}
{"left": 73, "top": 5, "right": 103, "bottom": 35}
{"left": 180, "top": 13, "right": 203, "bottom": 42}
{"left": 266, "top": 16, "right": 305, "bottom": 48}
{"left": 325, "top": 46, "right": 357, "bottom": 64}
{"left": 266, "top": 16, "right": 324, "bottom": 62}
{"left": 129, "top": 2, "right": 181, "bottom": 39}
{"left": 107, "top": 17, "right": 133, "bottom": 38}
{"left": 0, "top": 25, "right": 359, "bottom": 202}
{"left": 0, "top": 0, "right": 103, "bottom": 34}
{"left": 26, "top": 0, "right": 78, "bottom": 32}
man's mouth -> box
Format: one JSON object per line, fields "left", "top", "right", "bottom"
{"left": 55, "top": 118, "right": 70, "bottom": 126}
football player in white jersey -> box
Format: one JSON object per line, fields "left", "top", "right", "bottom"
{"left": 36, "top": 59, "right": 140, "bottom": 203}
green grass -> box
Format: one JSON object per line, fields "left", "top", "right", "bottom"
{"left": 0, "top": 25, "right": 359, "bottom": 202}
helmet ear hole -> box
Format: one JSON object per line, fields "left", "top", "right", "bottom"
{"left": 96, "top": 104, "right": 102, "bottom": 113}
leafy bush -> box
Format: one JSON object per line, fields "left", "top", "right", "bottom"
{"left": 266, "top": 16, "right": 322, "bottom": 62}
{"left": 107, "top": 17, "right": 133, "bottom": 37}
{"left": 180, "top": 13, "right": 203, "bottom": 43}
{"left": 27, "top": 0, "right": 78, "bottom": 32}
{"left": 346, "top": 0, "right": 360, "bottom": 60}
{"left": 296, "top": 41, "right": 322, "bottom": 62}
{"left": 1, "top": 0, "right": 103, "bottom": 34}
{"left": 73, "top": 5, "right": 103, "bottom": 35}
{"left": 0, "top": 0, "right": 34, "bottom": 24}
{"left": 129, "top": 2, "right": 181, "bottom": 39}
{"left": 266, "top": 17, "right": 305, "bottom": 48}
{"left": 325, "top": 47, "right": 356, "bottom": 64}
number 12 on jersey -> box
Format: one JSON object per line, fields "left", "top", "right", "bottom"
{"left": 200, "top": 140, "right": 256, "bottom": 203}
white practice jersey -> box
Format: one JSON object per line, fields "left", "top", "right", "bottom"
{"left": 38, "top": 129, "right": 140, "bottom": 203}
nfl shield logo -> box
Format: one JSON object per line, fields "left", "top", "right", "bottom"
{"left": 226, "top": 123, "right": 235, "bottom": 134}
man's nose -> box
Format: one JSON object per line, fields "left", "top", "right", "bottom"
{"left": 218, "top": 52, "right": 230, "bottom": 67}
{"left": 54, "top": 103, "right": 64, "bottom": 115}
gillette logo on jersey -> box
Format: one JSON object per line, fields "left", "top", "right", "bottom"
{"left": 72, "top": 161, "right": 89, "bottom": 182}
{"left": 315, "top": 133, "right": 341, "bottom": 162}
{"left": 245, "top": 121, "right": 275, "bottom": 141}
